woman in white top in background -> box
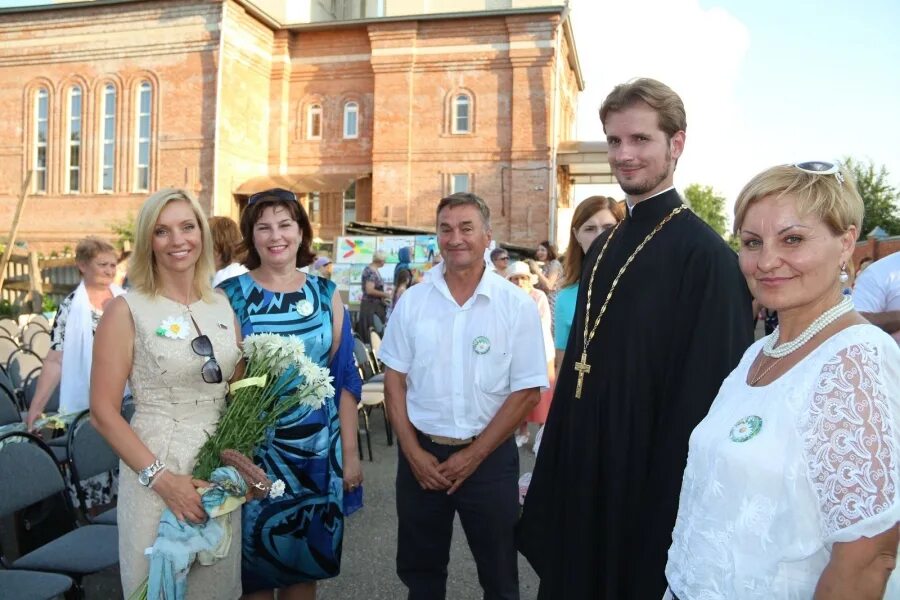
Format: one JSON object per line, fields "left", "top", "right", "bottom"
{"left": 26, "top": 237, "right": 124, "bottom": 427}
{"left": 665, "top": 161, "right": 900, "bottom": 600}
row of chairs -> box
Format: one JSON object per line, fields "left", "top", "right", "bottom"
{"left": 0, "top": 410, "right": 120, "bottom": 599}
{"left": 0, "top": 315, "right": 55, "bottom": 418}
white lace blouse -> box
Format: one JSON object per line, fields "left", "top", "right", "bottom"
{"left": 666, "top": 324, "right": 900, "bottom": 599}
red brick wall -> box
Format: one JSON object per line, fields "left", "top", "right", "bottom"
{"left": 854, "top": 237, "right": 900, "bottom": 268}
{"left": 0, "top": 2, "right": 579, "bottom": 252}
{"left": 0, "top": 0, "right": 222, "bottom": 250}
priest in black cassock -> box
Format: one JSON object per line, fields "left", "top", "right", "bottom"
{"left": 517, "top": 78, "right": 754, "bottom": 599}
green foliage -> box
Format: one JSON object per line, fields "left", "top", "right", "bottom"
{"left": 41, "top": 295, "right": 57, "bottom": 313}
{"left": 684, "top": 183, "right": 729, "bottom": 237}
{"left": 0, "top": 299, "right": 16, "bottom": 318}
{"left": 726, "top": 234, "right": 741, "bottom": 253}
{"left": 109, "top": 214, "right": 136, "bottom": 251}
{"left": 843, "top": 157, "right": 900, "bottom": 236}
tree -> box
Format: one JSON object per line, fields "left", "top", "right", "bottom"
{"left": 684, "top": 183, "right": 728, "bottom": 237}
{"left": 843, "top": 157, "right": 900, "bottom": 236}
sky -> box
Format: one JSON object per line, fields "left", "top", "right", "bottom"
{"left": 569, "top": 0, "right": 900, "bottom": 224}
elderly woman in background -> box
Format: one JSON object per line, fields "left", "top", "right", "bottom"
{"left": 554, "top": 196, "right": 624, "bottom": 368}
{"left": 507, "top": 260, "right": 554, "bottom": 447}
{"left": 208, "top": 215, "right": 248, "bottom": 286}
{"left": 665, "top": 162, "right": 900, "bottom": 600}
{"left": 26, "top": 237, "right": 124, "bottom": 429}
{"left": 357, "top": 249, "right": 389, "bottom": 342}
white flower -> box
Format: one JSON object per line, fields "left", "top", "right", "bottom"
{"left": 156, "top": 315, "right": 191, "bottom": 340}
{"left": 268, "top": 479, "right": 286, "bottom": 499}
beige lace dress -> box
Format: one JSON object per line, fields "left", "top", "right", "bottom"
{"left": 117, "top": 292, "right": 242, "bottom": 599}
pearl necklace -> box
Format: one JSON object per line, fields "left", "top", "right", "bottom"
{"left": 762, "top": 295, "right": 853, "bottom": 358}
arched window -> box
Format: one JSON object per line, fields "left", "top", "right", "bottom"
{"left": 452, "top": 94, "right": 471, "bottom": 134}
{"left": 66, "top": 86, "right": 82, "bottom": 193}
{"left": 135, "top": 81, "right": 152, "bottom": 191}
{"left": 100, "top": 84, "right": 116, "bottom": 192}
{"left": 307, "top": 104, "right": 323, "bottom": 140}
{"left": 34, "top": 88, "right": 49, "bottom": 193}
{"left": 343, "top": 101, "right": 359, "bottom": 139}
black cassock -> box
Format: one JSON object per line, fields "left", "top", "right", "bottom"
{"left": 517, "top": 189, "right": 754, "bottom": 599}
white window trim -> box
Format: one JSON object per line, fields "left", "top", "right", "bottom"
{"left": 451, "top": 94, "right": 471, "bottom": 134}
{"left": 99, "top": 84, "right": 116, "bottom": 193}
{"left": 66, "top": 86, "right": 82, "bottom": 194}
{"left": 343, "top": 101, "right": 359, "bottom": 139}
{"left": 33, "top": 88, "right": 49, "bottom": 194}
{"left": 307, "top": 104, "right": 323, "bottom": 140}
{"left": 135, "top": 81, "right": 151, "bottom": 192}
{"left": 451, "top": 173, "right": 470, "bottom": 194}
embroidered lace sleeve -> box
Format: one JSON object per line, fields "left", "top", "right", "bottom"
{"left": 802, "top": 341, "right": 900, "bottom": 544}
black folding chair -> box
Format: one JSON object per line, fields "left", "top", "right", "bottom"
{"left": 0, "top": 567, "right": 73, "bottom": 600}
{"left": 66, "top": 411, "right": 118, "bottom": 526}
{"left": 0, "top": 432, "right": 118, "bottom": 596}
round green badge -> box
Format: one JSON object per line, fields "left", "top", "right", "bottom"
{"left": 472, "top": 336, "right": 491, "bottom": 355}
{"left": 729, "top": 415, "right": 763, "bottom": 443}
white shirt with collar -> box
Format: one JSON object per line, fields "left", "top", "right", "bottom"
{"left": 378, "top": 263, "right": 549, "bottom": 439}
{"left": 853, "top": 252, "right": 900, "bottom": 344}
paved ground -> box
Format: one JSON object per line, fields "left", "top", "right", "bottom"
{"left": 85, "top": 415, "right": 541, "bottom": 599}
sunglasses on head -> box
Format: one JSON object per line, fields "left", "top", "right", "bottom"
{"left": 247, "top": 188, "right": 297, "bottom": 206}
{"left": 188, "top": 318, "right": 223, "bottom": 384}
{"left": 792, "top": 161, "right": 845, "bottom": 185}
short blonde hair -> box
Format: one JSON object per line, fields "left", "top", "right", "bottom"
{"left": 75, "top": 237, "right": 116, "bottom": 266}
{"left": 129, "top": 188, "right": 215, "bottom": 301}
{"left": 733, "top": 164, "right": 863, "bottom": 236}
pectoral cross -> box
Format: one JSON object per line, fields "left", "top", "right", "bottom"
{"left": 573, "top": 352, "right": 591, "bottom": 399}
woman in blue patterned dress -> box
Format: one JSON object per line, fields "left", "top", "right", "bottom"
{"left": 218, "top": 188, "right": 362, "bottom": 600}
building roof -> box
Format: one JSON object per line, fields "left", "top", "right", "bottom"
{"left": 557, "top": 141, "right": 614, "bottom": 184}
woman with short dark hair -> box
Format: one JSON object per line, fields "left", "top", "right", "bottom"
{"left": 218, "top": 188, "right": 362, "bottom": 599}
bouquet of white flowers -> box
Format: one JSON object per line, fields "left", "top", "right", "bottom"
{"left": 130, "top": 333, "right": 335, "bottom": 600}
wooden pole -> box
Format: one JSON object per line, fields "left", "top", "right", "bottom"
{"left": 0, "top": 171, "right": 34, "bottom": 292}
{"left": 27, "top": 250, "right": 44, "bottom": 313}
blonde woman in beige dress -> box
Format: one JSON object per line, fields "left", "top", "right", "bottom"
{"left": 91, "top": 189, "right": 242, "bottom": 598}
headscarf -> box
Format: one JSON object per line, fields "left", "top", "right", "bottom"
{"left": 394, "top": 246, "right": 412, "bottom": 282}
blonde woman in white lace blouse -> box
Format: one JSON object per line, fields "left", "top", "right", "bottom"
{"left": 665, "top": 162, "right": 900, "bottom": 600}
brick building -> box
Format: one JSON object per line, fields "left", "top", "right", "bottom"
{"left": 0, "top": 0, "right": 602, "bottom": 251}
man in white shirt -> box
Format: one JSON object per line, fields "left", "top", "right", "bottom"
{"left": 379, "top": 192, "right": 548, "bottom": 600}
{"left": 854, "top": 251, "right": 900, "bottom": 344}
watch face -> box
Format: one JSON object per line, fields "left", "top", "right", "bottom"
{"left": 138, "top": 472, "right": 150, "bottom": 486}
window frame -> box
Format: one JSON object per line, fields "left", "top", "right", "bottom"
{"left": 307, "top": 104, "right": 323, "bottom": 140}
{"left": 343, "top": 101, "right": 359, "bottom": 139}
{"left": 135, "top": 81, "right": 152, "bottom": 192}
{"left": 66, "top": 85, "right": 82, "bottom": 194}
{"left": 451, "top": 93, "right": 471, "bottom": 134}
{"left": 450, "top": 173, "right": 470, "bottom": 194}
{"left": 33, "top": 87, "right": 49, "bottom": 194}
{"left": 99, "top": 84, "right": 117, "bottom": 193}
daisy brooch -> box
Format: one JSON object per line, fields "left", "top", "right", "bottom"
{"left": 156, "top": 315, "right": 192, "bottom": 340}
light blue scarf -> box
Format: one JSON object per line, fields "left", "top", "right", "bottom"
{"left": 146, "top": 467, "right": 247, "bottom": 600}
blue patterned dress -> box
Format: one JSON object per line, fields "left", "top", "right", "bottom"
{"left": 218, "top": 272, "right": 346, "bottom": 592}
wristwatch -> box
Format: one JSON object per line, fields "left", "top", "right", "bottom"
{"left": 137, "top": 459, "right": 166, "bottom": 487}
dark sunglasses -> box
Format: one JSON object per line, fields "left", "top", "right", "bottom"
{"left": 247, "top": 188, "right": 297, "bottom": 206}
{"left": 792, "top": 161, "right": 844, "bottom": 185}
{"left": 190, "top": 328, "right": 223, "bottom": 384}
{"left": 497, "top": 255, "right": 510, "bottom": 261}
